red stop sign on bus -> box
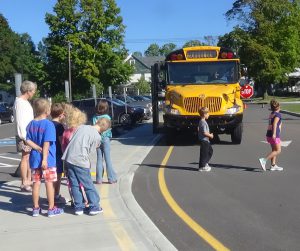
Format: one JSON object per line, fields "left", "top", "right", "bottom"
{"left": 240, "top": 84, "right": 254, "bottom": 99}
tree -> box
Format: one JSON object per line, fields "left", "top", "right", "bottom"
{"left": 45, "top": 0, "right": 133, "bottom": 98}
{"left": 0, "top": 14, "right": 16, "bottom": 85}
{"left": 183, "top": 40, "right": 204, "bottom": 48}
{"left": 133, "top": 75, "right": 150, "bottom": 94}
{"left": 203, "top": 36, "right": 217, "bottom": 46}
{"left": 225, "top": 0, "right": 300, "bottom": 97}
{"left": 0, "top": 14, "right": 45, "bottom": 92}
{"left": 144, "top": 43, "right": 160, "bottom": 56}
{"left": 133, "top": 51, "right": 142, "bottom": 57}
{"left": 159, "top": 43, "right": 177, "bottom": 56}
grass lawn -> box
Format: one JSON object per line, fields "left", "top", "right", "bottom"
{"left": 250, "top": 95, "right": 300, "bottom": 103}
{"left": 281, "top": 103, "right": 300, "bottom": 113}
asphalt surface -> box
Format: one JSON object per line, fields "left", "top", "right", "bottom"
{"left": 133, "top": 104, "right": 300, "bottom": 251}
{"left": 0, "top": 122, "right": 177, "bottom": 251}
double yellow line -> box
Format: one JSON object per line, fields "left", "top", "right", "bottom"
{"left": 158, "top": 146, "right": 230, "bottom": 251}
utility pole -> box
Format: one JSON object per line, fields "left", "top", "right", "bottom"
{"left": 68, "top": 41, "right": 72, "bottom": 102}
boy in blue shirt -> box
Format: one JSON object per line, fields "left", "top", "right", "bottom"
{"left": 26, "top": 98, "right": 64, "bottom": 217}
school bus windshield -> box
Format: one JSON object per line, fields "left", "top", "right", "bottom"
{"left": 167, "top": 61, "right": 239, "bottom": 85}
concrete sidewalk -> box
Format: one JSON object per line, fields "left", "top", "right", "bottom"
{"left": 0, "top": 123, "right": 176, "bottom": 251}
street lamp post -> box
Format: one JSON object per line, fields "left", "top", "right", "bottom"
{"left": 68, "top": 41, "right": 72, "bottom": 102}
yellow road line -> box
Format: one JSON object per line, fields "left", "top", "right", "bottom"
{"left": 95, "top": 145, "right": 142, "bottom": 250}
{"left": 100, "top": 184, "right": 136, "bottom": 251}
{"left": 158, "top": 146, "right": 230, "bottom": 251}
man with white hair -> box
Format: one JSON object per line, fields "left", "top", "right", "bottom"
{"left": 13, "top": 80, "right": 37, "bottom": 192}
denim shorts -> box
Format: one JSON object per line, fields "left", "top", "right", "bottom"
{"left": 32, "top": 167, "right": 57, "bottom": 183}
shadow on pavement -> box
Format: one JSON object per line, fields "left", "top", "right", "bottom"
{"left": 197, "top": 163, "right": 260, "bottom": 172}
{"left": 138, "top": 163, "right": 198, "bottom": 172}
{"left": 0, "top": 182, "right": 74, "bottom": 216}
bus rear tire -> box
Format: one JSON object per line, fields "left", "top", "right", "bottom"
{"left": 231, "top": 123, "right": 243, "bottom": 144}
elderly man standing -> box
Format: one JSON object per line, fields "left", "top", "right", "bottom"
{"left": 13, "top": 80, "right": 37, "bottom": 192}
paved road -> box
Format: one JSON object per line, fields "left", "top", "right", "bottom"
{"left": 0, "top": 123, "right": 19, "bottom": 183}
{"left": 133, "top": 104, "right": 300, "bottom": 250}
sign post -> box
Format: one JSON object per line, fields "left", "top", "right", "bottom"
{"left": 92, "top": 84, "right": 97, "bottom": 106}
{"left": 14, "top": 73, "right": 22, "bottom": 97}
{"left": 65, "top": 80, "right": 70, "bottom": 102}
{"left": 108, "top": 86, "right": 114, "bottom": 126}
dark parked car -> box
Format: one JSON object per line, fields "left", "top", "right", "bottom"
{"left": 0, "top": 103, "right": 14, "bottom": 124}
{"left": 115, "top": 95, "right": 152, "bottom": 116}
{"left": 112, "top": 98, "right": 151, "bottom": 120}
{"left": 72, "top": 98, "right": 144, "bottom": 126}
{"left": 131, "top": 95, "right": 151, "bottom": 102}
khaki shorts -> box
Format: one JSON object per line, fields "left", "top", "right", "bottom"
{"left": 16, "top": 136, "right": 32, "bottom": 153}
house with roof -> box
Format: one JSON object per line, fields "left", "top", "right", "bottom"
{"left": 287, "top": 68, "right": 300, "bottom": 92}
{"left": 124, "top": 54, "right": 165, "bottom": 84}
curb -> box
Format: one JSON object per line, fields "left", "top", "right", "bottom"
{"left": 119, "top": 133, "right": 177, "bottom": 251}
{"left": 280, "top": 110, "right": 300, "bottom": 117}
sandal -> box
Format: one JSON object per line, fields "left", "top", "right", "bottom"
{"left": 20, "top": 185, "right": 32, "bottom": 192}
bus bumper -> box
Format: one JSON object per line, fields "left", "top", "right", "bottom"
{"left": 163, "top": 114, "right": 243, "bottom": 134}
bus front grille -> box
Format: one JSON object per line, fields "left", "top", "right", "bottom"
{"left": 183, "top": 97, "right": 222, "bottom": 113}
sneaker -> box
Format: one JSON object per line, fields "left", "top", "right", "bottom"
{"left": 270, "top": 164, "right": 283, "bottom": 171}
{"left": 75, "top": 208, "right": 84, "bottom": 216}
{"left": 54, "top": 195, "right": 67, "bottom": 204}
{"left": 48, "top": 206, "right": 64, "bottom": 217}
{"left": 89, "top": 207, "right": 103, "bottom": 216}
{"left": 199, "top": 164, "right": 211, "bottom": 172}
{"left": 32, "top": 207, "right": 41, "bottom": 217}
{"left": 259, "top": 158, "right": 267, "bottom": 171}
{"left": 108, "top": 180, "right": 117, "bottom": 184}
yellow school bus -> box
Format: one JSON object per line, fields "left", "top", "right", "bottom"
{"left": 151, "top": 46, "right": 244, "bottom": 144}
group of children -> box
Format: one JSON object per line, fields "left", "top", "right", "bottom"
{"left": 25, "top": 98, "right": 115, "bottom": 217}
{"left": 24, "top": 95, "right": 282, "bottom": 216}
{"left": 199, "top": 99, "right": 284, "bottom": 172}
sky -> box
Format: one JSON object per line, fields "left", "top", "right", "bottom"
{"left": 0, "top": 0, "right": 237, "bottom": 53}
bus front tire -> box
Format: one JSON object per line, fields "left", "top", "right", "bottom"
{"left": 231, "top": 123, "right": 243, "bottom": 144}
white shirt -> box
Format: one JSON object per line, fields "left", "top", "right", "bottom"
{"left": 13, "top": 97, "right": 34, "bottom": 140}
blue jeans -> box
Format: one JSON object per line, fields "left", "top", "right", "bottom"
{"left": 96, "top": 137, "right": 117, "bottom": 183}
{"left": 67, "top": 163, "right": 100, "bottom": 210}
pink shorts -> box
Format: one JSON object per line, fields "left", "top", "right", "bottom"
{"left": 32, "top": 167, "right": 57, "bottom": 183}
{"left": 266, "top": 137, "right": 281, "bottom": 145}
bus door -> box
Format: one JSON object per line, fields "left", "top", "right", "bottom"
{"left": 151, "top": 62, "right": 166, "bottom": 133}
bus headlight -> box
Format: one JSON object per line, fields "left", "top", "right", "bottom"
{"left": 165, "top": 105, "right": 180, "bottom": 115}
{"left": 225, "top": 105, "right": 241, "bottom": 115}
{"left": 170, "top": 108, "right": 180, "bottom": 115}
